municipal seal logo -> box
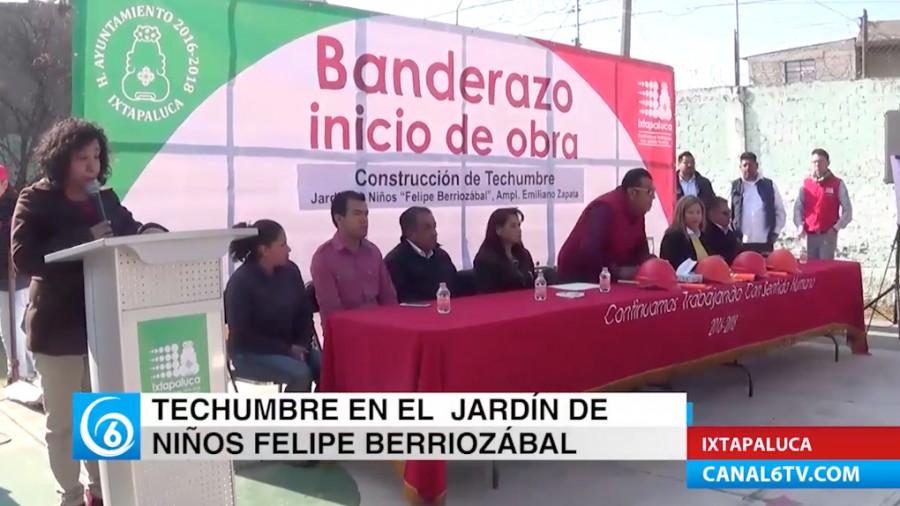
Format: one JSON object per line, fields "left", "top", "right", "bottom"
{"left": 92, "top": 5, "right": 201, "bottom": 122}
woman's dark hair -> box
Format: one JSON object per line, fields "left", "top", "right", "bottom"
{"left": 481, "top": 207, "right": 528, "bottom": 259}
{"left": 33, "top": 118, "right": 111, "bottom": 185}
{"left": 229, "top": 219, "right": 285, "bottom": 263}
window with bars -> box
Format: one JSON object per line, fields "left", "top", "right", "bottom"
{"left": 784, "top": 59, "right": 817, "bottom": 84}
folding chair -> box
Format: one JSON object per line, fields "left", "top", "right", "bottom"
{"left": 224, "top": 324, "right": 285, "bottom": 393}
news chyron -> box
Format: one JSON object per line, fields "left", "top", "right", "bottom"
{"left": 72, "top": 392, "right": 687, "bottom": 461}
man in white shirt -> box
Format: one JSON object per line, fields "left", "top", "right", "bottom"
{"left": 675, "top": 151, "right": 716, "bottom": 210}
{"left": 729, "top": 152, "right": 786, "bottom": 254}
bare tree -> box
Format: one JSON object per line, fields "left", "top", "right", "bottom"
{"left": 0, "top": 1, "right": 72, "bottom": 189}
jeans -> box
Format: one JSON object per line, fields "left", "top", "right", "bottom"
{"left": 231, "top": 348, "right": 321, "bottom": 392}
{"left": 0, "top": 289, "right": 35, "bottom": 380}
{"left": 806, "top": 230, "right": 838, "bottom": 260}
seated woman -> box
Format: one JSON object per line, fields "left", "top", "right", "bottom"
{"left": 224, "top": 219, "right": 320, "bottom": 393}
{"left": 659, "top": 195, "right": 709, "bottom": 270}
{"left": 473, "top": 207, "right": 536, "bottom": 293}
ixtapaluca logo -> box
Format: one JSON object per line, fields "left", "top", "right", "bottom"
{"left": 92, "top": 6, "right": 200, "bottom": 122}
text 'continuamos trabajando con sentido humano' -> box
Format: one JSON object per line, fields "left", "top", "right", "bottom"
{"left": 72, "top": 393, "right": 689, "bottom": 461}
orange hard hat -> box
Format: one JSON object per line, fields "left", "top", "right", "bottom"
{"left": 767, "top": 248, "right": 801, "bottom": 274}
{"left": 732, "top": 250, "right": 768, "bottom": 278}
{"left": 694, "top": 255, "right": 733, "bottom": 284}
{"left": 635, "top": 258, "right": 679, "bottom": 291}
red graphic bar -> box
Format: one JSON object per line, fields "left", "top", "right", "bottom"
{"left": 688, "top": 427, "right": 900, "bottom": 460}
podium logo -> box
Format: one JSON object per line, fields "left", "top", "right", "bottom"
{"left": 148, "top": 341, "right": 203, "bottom": 392}
{"left": 92, "top": 6, "right": 201, "bottom": 122}
{"left": 73, "top": 393, "right": 141, "bottom": 461}
{"left": 138, "top": 314, "right": 211, "bottom": 394}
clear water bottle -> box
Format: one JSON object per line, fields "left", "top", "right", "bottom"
{"left": 436, "top": 282, "right": 451, "bottom": 314}
{"left": 599, "top": 267, "right": 612, "bottom": 293}
{"left": 799, "top": 246, "right": 808, "bottom": 264}
{"left": 534, "top": 269, "right": 547, "bottom": 301}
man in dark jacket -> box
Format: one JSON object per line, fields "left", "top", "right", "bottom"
{"left": 0, "top": 164, "right": 34, "bottom": 383}
{"left": 675, "top": 151, "right": 716, "bottom": 210}
{"left": 702, "top": 196, "right": 742, "bottom": 264}
{"left": 384, "top": 206, "right": 458, "bottom": 303}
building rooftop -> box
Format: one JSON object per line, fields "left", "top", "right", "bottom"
{"left": 745, "top": 18, "right": 900, "bottom": 60}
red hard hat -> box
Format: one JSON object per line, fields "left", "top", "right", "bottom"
{"left": 767, "top": 248, "right": 801, "bottom": 274}
{"left": 732, "top": 251, "right": 768, "bottom": 278}
{"left": 635, "top": 258, "right": 679, "bottom": 291}
{"left": 695, "top": 255, "right": 733, "bottom": 284}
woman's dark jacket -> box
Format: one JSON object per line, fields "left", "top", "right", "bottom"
{"left": 472, "top": 244, "right": 536, "bottom": 294}
{"left": 11, "top": 179, "right": 143, "bottom": 356}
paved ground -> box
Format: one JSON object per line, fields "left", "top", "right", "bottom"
{"left": 2, "top": 322, "right": 900, "bottom": 506}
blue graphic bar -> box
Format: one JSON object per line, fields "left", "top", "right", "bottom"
{"left": 687, "top": 460, "right": 900, "bottom": 489}
{"left": 686, "top": 402, "right": 693, "bottom": 427}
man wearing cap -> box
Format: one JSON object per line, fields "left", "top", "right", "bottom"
{"left": 0, "top": 164, "right": 35, "bottom": 383}
{"left": 793, "top": 148, "right": 852, "bottom": 260}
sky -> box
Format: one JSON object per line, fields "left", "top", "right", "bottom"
{"left": 4, "top": 0, "right": 899, "bottom": 89}
{"left": 322, "top": 0, "right": 900, "bottom": 89}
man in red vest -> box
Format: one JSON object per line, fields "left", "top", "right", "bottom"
{"left": 557, "top": 168, "right": 655, "bottom": 282}
{"left": 792, "top": 148, "right": 852, "bottom": 260}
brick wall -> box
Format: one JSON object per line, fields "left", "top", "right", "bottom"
{"left": 676, "top": 78, "right": 900, "bottom": 299}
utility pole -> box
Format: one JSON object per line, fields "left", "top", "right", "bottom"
{"left": 861, "top": 9, "right": 869, "bottom": 78}
{"left": 734, "top": 0, "right": 741, "bottom": 86}
{"left": 574, "top": 0, "right": 582, "bottom": 47}
{"left": 455, "top": 0, "right": 464, "bottom": 25}
{"left": 620, "top": 0, "right": 632, "bottom": 57}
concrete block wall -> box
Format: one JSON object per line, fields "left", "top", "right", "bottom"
{"left": 676, "top": 78, "right": 900, "bottom": 300}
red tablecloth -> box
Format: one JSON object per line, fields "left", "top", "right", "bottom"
{"left": 320, "top": 260, "right": 868, "bottom": 504}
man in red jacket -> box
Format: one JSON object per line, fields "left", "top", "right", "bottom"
{"left": 792, "top": 148, "right": 852, "bottom": 260}
{"left": 557, "top": 168, "right": 655, "bottom": 282}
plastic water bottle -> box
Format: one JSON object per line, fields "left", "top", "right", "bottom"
{"left": 436, "top": 282, "right": 451, "bottom": 314}
{"left": 534, "top": 270, "right": 547, "bottom": 301}
{"left": 799, "top": 246, "right": 808, "bottom": 264}
{"left": 599, "top": 267, "right": 612, "bottom": 293}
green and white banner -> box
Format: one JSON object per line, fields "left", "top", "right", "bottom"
{"left": 74, "top": 0, "right": 675, "bottom": 273}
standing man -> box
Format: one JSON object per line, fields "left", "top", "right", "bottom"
{"left": 557, "top": 168, "right": 656, "bottom": 282}
{"left": 310, "top": 191, "right": 397, "bottom": 329}
{"left": 730, "top": 152, "right": 786, "bottom": 254}
{"left": 0, "top": 164, "right": 34, "bottom": 383}
{"left": 793, "top": 148, "right": 852, "bottom": 260}
{"left": 675, "top": 151, "right": 716, "bottom": 210}
{"left": 384, "top": 206, "right": 458, "bottom": 303}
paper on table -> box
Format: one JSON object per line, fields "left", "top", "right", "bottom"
{"left": 676, "top": 259, "right": 697, "bottom": 276}
{"left": 550, "top": 282, "right": 600, "bottom": 291}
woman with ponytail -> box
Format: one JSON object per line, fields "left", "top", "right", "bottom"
{"left": 223, "top": 219, "right": 319, "bottom": 393}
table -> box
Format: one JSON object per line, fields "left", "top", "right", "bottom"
{"left": 320, "top": 260, "right": 869, "bottom": 504}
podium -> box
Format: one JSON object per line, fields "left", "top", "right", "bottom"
{"left": 46, "top": 229, "right": 255, "bottom": 506}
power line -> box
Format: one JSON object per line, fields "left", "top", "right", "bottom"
{"left": 805, "top": 0, "right": 859, "bottom": 24}
{"left": 549, "top": 0, "right": 575, "bottom": 42}
{"left": 424, "top": 0, "right": 514, "bottom": 21}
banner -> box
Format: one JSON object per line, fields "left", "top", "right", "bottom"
{"left": 73, "top": 1, "right": 676, "bottom": 273}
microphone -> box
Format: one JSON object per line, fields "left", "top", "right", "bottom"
{"left": 85, "top": 180, "right": 108, "bottom": 222}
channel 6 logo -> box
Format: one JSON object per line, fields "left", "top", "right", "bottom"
{"left": 73, "top": 393, "right": 141, "bottom": 460}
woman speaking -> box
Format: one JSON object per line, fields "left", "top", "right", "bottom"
{"left": 11, "top": 118, "right": 164, "bottom": 506}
